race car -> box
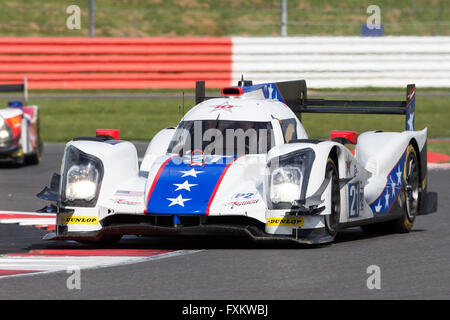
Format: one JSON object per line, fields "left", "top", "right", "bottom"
{"left": 0, "top": 82, "right": 43, "bottom": 165}
{"left": 38, "top": 79, "right": 437, "bottom": 245}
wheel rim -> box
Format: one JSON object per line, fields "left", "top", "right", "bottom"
{"left": 405, "top": 154, "right": 419, "bottom": 221}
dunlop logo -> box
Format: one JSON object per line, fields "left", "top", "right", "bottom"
{"left": 59, "top": 216, "right": 98, "bottom": 225}
{"left": 266, "top": 217, "right": 304, "bottom": 227}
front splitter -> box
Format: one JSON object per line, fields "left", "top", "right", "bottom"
{"left": 44, "top": 223, "right": 333, "bottom": 245}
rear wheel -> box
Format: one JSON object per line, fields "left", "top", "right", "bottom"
{"left": 324, "top": 158, "right": 340, "bottom": 238}
{"left": 390, "top": 144, "right": 420, "bottom": 233}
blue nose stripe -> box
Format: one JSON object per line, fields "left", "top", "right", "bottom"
{"left": 146, "top": 155, "right": 237, "bottom": 215}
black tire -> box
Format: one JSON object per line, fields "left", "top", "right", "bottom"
{"left": 12, "top": 147, "right": 25, "bottom": 167}
{"left": 26, "top": 139, "right": 42, "bottom": 165}
{"left": 26, "top": 115, "right": 43, "bottom": 165}
{"left": 361, "top": 144, "right": 420, "bottom": 234}
{"left": 324, "top": 157, "right": 340, "bottom": 238}
{"left": 389, "top": 144, "right": 420, "bottom": 233}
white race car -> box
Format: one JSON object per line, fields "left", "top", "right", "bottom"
{"left": 39, "top": 79, "right": 437, "bottom": 245}
{"left": 0, "top": 82, "right": 42, "bottom": 166}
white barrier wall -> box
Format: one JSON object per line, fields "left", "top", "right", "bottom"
{"left": 231, "top": 37, "right": 450, "bottom": 88}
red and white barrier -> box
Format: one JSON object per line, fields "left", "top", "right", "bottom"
{"left": 231, "top": 36, "right": 450, "bottom": 88}
{"left": 0, "top": 36, "right": 449, "bottom": 89}
{"left": 0, "top": 37, "right": 232, "bottom": 90}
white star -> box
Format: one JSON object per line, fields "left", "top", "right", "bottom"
{"left": 390, "top": 177, "right": 396, "bottom": 197}
{"left": 267, "top": 85, "right": 273, "bottom": 99}
{"left": 375, "top": 200, "right": 382, "bottom": 212}
{"left": 396, "top": 167, "right": 402, "bottom": 185}
{"left": 180, "top": 168, "right": 203, "bottom": 178}
{"left": 167, "top": 194, "right": 191, "bottom": 207}
{"left": 407, "top": 111, "right": 415, "bottom": 130}
{"left": 384, "top": 193, "right": 390, "bottom": 208}
{"left": 173, "top": 180, "right": 197, "bottom": 191}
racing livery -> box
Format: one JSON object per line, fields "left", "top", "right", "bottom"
{"left": 0, "top": 82, "right": 43, "bottom": 165}
{"left": 38, "top": 79, "right": 437, "bottom": 245}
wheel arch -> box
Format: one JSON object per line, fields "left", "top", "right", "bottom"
{"left": 328, "top": 145, "right": 340, "bottom": 176}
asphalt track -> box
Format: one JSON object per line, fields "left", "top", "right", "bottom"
{"left": 0, "top": 143, "right": 448, "bottom": 300}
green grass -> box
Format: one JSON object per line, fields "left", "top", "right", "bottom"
{"left": 35, "top": 98, "right": 187, "bottom": 142}
{"left": 428, "top": 142, "right": 450, "bottom": 156}
{"left": 0, "top": 0, "right": 448, "bottom": 36}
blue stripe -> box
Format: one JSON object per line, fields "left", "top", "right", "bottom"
{"left": 369, "top": 150, "right": 406, "bottom": 214}
{"left": 242, "top": 82, "right": 285, "bottom": 103}
{"left": 146, "top": 155, "right": 236, "bottom": 215}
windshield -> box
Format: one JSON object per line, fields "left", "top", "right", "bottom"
{"left": 167, "top": 120, "right": 275, "bottom": 155}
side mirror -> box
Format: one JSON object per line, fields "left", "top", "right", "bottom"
{"left": 330, "top": 130, "right": 358, "bottom": 145}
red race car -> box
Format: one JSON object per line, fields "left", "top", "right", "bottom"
{"left": 0, "top": 81, "right": 43, "bottom": 165}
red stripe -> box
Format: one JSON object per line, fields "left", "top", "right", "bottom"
{"left": 0, "top": 214, "right": 56, "bottom": 219}
{"left": 7, "top": 249, "right": 172, "bottom": 257}
{"left": 206, "top": 155, "right": 245, "bottom": 215}
{"left": 34, "top": 225, "right": 56, "bottom": 231}
{"left": 0, "top": 72, "right": 231, "bottom": 81}
{"left": 145, "top": 156, "right": 176, "bottom": 213}
{"left": 0, "top": 270, "right": 43, "bottom": 277}
{"left": 26, "top": 80, "right": 231, "bottom": 90}
{"left": 428, "top": 151, "right": 450, "bottom": 163}
{"left": 0, "top": 62, "right": 231, "bottom": 73}
{"left": 0, "top": 37, "right": 232, "bottom": 45}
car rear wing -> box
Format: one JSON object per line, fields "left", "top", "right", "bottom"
{"left": 297, "top": 84, "right": 416, "bottom": 132}
{"left": 0, "top": 78, "right": 28, "bottom": 103}
{"left": 195, "top": 80, "right": 416, "bottom": 131}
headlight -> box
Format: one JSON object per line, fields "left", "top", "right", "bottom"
{"left": 270, "top": 166, "right": 303, "bottom": 204}
{"left": 267, "top": 148, "right": 315, "bottom": 207}
{"left": 66, "top": 163, "right": 99, "bottom": 201}
{"left": 0, "top": 116, "right": 13, "bottom": 146}
{"left": 62, "top": 146, "right": 104, "bottom": 207}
